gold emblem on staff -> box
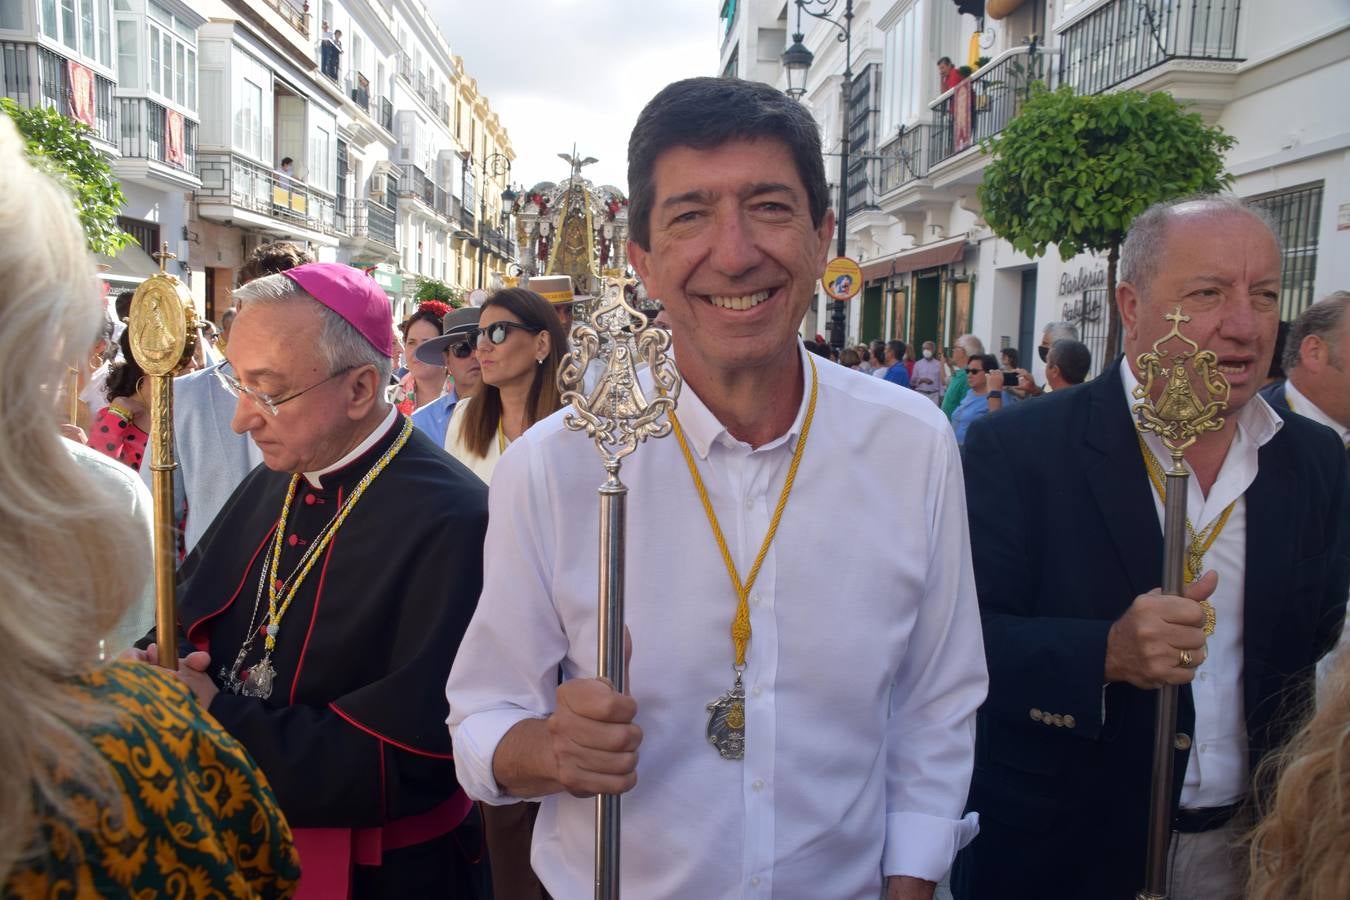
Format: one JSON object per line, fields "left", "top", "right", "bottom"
{"left": 1131, "top": 306, "right": 1231, "bottom": 639}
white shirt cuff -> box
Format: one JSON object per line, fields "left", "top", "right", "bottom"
{"left": 882, "top": 810, "right": 980, "bottom": 882}
{"left": 449, "top": 707, "right": 542, "bottom": 806}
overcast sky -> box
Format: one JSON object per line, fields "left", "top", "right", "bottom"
{"left": 431, "top": 0, "right": 719, "bottom": 194}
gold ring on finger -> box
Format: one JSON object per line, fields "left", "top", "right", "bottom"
{"left": 1199, "top": 600, "right": 1216, "bottom": 637}
{"left": 1178, "top": 648, "right": 1194, "bottom": 669}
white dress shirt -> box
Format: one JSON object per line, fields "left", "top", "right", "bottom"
{"left": 1284, "top": 378, "right": 1350, "bottom": 445}
{"left": 304, "top": 405, "right": 398, "bottom": 488}
{"left": 1121, "top": 365, "right": 1282, "bottom": 807}
{"left": 447, "top": 345, "right": 986, "bottom": 899}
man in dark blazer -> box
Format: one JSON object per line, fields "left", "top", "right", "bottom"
{"left": 953, "top": 198, "right": 1349, "bottom": 900}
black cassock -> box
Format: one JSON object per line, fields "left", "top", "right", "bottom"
{"left": 157, "top": 416, "right": 488, "bottom": 898}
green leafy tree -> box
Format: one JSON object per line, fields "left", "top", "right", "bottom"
{"left": 413, "top": 276, "right": 464, "bottom": 308}
{"left": 1, "top": 98, "right": 133, "bottom": 256}
{"left": 979, "top": 84, "right": 1235, "bottom": 359}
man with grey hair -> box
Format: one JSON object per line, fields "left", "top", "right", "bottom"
{"left": 956, "top": 197, "right": 1348, "bottom": 899}
{"left": 941, "top": 333, "right": 985, "bottom": 418}
{"left": 134, "top": 263, "right": 491, "bottom": 897}
{"left": 1038, "top": 320, "right": 1079, "bottom": 364}
{"left": 1260, "top": 291, "right": 1350, "bottom": 692}
{"left": 1260, "top": 291, "right": 1350, "bottom": 453}
{"left": 151, "top": 240, "right": 316, "bottom": 555}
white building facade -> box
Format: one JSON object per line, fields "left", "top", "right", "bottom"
{"left": 1, "top": 0, "right": 517, "bottom": 324}
{"left": 0, "top": 0, "right": 205, "bottom": 294}
{"left": 723, "top": 0, "right": 1349, "bottom": 382}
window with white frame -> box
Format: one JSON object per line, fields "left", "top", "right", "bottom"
{"left": 149, "top": 23, "right": 160, "bottom": 92}
{"left": 146, "top": 3, "right": 196, "bottom": 111}
{"left": 59, "top": 0, "right": 77, "bottom": 50}
{"left": 880, "top": 0, "right": 925, "bottom": 136}
{"left": 41, "top": 0, "right": 57, "bottom": 38}
{"left": 115, "top": 18, "right": 137, "bottom": 88}
{"left": 236, "top": 78, "right": 262, "bottom": 159}
{"left": 0, "top": 0, "right": 23, "bottom": 30}
{"left": 97, "top": 0, "right": 110, "bottom": 65}
{"left": 79, "top": 0, "right": 93, "bottom": 57}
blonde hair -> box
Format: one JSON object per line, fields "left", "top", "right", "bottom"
{"left": 0, "top": 115, "right": 147, "bottom": 879}
{"left": 1247, "top": 652, "right": 1350, "bottom": 900}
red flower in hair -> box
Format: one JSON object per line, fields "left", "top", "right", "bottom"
{"left": 418, "top": 300, "right": 452, "bottom": 318}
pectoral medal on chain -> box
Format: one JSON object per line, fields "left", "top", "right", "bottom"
{"left": 670, "top": 355, "right": 820, "bottom": 761}
{"left": 706, "top": 670, "right": 746, "bottom": 760}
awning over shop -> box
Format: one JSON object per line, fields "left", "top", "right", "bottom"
{"left": 96, "top": 243, "right": 161, "bottom": 288}
{"left": 859, "top": 235, "right": 968, "bottom": 282}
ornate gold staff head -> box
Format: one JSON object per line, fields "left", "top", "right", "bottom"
{"left": 558, "top": 274, "right": 680, "bottom": 465}
{"left": 1131, "top": 306, "right": 1231, "bottom": 464}
{"left": 128, "top": 243, "right": 197, "bottom": 378}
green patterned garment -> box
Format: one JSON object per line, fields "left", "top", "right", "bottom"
{"left": 5, "top": 661, "right": 301, "bottom": 899}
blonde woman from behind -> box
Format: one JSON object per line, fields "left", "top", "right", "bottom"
{"left": 0, "top": 115, "right": 300, "bottom": 896}
{"left": 1247, "top": 650, "right": 1350, "bottom": 900}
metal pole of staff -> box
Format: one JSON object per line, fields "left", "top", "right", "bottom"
{"left": 126, "top": 243, "right": 198, "bottom": 671}
{"left": 1130, "top": 306, "right": 1228, "bottom": 900}
{"left": 557, "top": 275, "right": 680, "bottom": 900}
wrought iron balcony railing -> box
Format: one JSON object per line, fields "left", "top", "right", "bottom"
{"left": 196, "top": 151, "right": 345, "bottom": 237}
{"left": 118, "top": 97, "right": 197, "bottom": 173}
{"left": 350, "top": 197, "right": 397, "bottom": 250}
{"left": 876, "top": 123, "right": 931, "bottom": 196}
{"left": 262, "top": 0, "right": 311, "bottom": 38}
{"left": 929, "top": 45, "right": 1045, "bottom": 167}
{"left": 1058, "top": 0, "right": 1241, "bottom": 96}
{"left": 398, "top": 163, "right": 437, "bottom": 211}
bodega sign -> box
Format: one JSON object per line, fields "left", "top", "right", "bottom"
{"left": 1058, "top": 266, "right": 1106, "bottom": 296}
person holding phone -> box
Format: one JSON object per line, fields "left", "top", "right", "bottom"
{"left": 952, "top": 353, "right": 1004, "bottom": 446}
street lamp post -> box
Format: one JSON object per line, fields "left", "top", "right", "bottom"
{"left": 475, "top": 152, "right": 516, "bottom": 289}
{"left": 782, "top": 0, "right": 854, "bottom": 352}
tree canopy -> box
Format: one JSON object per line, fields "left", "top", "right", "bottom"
{"left": 979, "top": 84, "right": 1235, "bottom": 357}
{"left": 413, "top": 276, "right": 464, "bottom": 308}
{"left": 2, "top": 98, "right": 133, "bottom": 257}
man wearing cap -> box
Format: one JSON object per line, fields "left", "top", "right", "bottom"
{"left": 412, "top": 306, "right": 482, "bottom": 445}
{"left": 527, "top": 274, "right": 581, "bottom": 333}
{"left": 137, "top": 263, "right": 490, "bottom": 898}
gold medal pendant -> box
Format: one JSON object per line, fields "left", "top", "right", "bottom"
{"left": 706, "top": 673, "right": 746, "bottom": 760}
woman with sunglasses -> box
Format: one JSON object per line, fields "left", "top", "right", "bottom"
{"left": 444, "top": 288, "right": 568, "bottom": 484}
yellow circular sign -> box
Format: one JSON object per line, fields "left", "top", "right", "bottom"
{"left": 821, "top": 256, "right": 863, "bottom": 301}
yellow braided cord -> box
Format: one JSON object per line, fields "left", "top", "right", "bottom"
{"left": 264, "top": 416, "right": 414, "bottom": 650}
{"left": 669, "top": 356, "right": 819, "bottom": 667}
{"left": 1136, "top": 433, "right": 1235, "bottom": 585}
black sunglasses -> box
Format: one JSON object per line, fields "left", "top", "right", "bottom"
{"left": 448, "top": 340, "right": 475, "bottom": 359}
{"left": 472, "top": 321, "right": 542, "bottom": 346}
{"left": 1038, "top": 345, "right": 1049, "bottom": 363}
{"left": 966, "top": 367, "right": 984, "bottom": 374}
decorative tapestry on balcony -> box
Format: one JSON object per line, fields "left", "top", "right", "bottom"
{"left": 67, "top": 61, "right": 95, "bottom": 128}
{"left": 166, "top": 109, "right": 185, "bottom": 167}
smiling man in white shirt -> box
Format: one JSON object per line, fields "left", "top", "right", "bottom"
{"left": 446, "top": 77, "right": 987, "bottom": 900}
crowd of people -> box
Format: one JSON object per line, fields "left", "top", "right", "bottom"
{"left": 5, "top": 75, "right": 1348, "bottom": 900}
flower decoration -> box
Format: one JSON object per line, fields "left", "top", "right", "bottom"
{"left": 417, "top": 300, "right": 452, "bottom": 318}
